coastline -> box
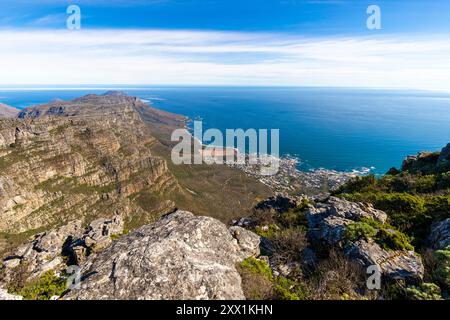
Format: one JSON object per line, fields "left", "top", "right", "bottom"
{"left": 181, "top": 116, "right": 370, "bottom": 194}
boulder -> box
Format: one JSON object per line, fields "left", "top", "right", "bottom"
{"left": 345, "top": 240, "right": 424, "bottom": 282}
{"left": 428, "top": 218, "right": 450, "bottom": 250}
{"left": 306, "top": 196, "right": 387, "bottom": 245}
{"left": 306, "top": 197, "right": 424, "bottom": 283}
{"left": 83, "top": 215, "right": 124, "bottom": 252}
{"left": 254, "top": 195, "right": 300, "bottom": 213}
{"left": 64, "top": 210, "right": 260, "bottom": 300}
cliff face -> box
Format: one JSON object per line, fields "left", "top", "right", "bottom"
{"left": 0, "top": 92, "right": 179, "bottom": 238}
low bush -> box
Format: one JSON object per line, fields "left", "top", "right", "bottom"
{"left": 17, "top": 270, "right": 66, "bottom": 300}
{"left": 270, "top": 228, "right": 308, "bottom": 265}
{"left": 406, "top": 283, "right": 442, "bottom": 300}
{"left": 344, "top": 221, "right": 378, "bottom": 242}
{"left": 237, "top": 257, "right": 309, "bottom": 300}
{"left": 345, "top": 218, "right": 413, "bottom": 251}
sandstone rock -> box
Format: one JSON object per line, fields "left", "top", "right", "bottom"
{"left": 306, "top": 196, "right": 387, "bottom": 245}
{"left": 2, "top": 257, "right": 21, "bottom": 269}
{"left": 229, "top": 226, "right": 261, "bottom": 259}
{"left": 428, "top": 218, "right": 450, "bottom": 250}
{"left": 84, "top": 215, "right": 124, "bottom": 252}
{"left": 0, "top": 287, "right": 22, "bottom": 300}
{"left": 254, "top": 195, "right": 299, "bottom": 213}
{"left": 345, "top": 240, "right": 424, "bottom": 282}
{"left": 64, "top": 211, "right": 260, "bottom": 300}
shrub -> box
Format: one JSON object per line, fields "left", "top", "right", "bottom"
{"left": 274, "top": 277, "right": 309, "bottom": 300}
{"left": 345, "top": 221, "right": 378, "bottom": 242}
{"left": 434, "top": 246, "right": 450, "bottom": 290}
{"left": 254, "top": 224, "right": 279, "bottom": 239}
{"left": 425, "top": 196, "right": 450, "bottom": 220}
{"left": 270, "top": 228, "right": 308, "bottom": 265}
{"left": 334, "top": 175, "right": 377, "bottom": 194}
{"left": 17, "top": 270, "right": 66, "bottom": 300}
{"left": 373, "top": 193, "right": 425, "bottom": 214}
{"left": 377, "top": 227, "right": 414, "bottom": 251}
{"left": 308, "top": 250, "right": 368, "bottom": 300}
{"left": 237, "top": 258, "right": 275, "bottom": 300}
{"left": 406, "top": 283, "right": 442, "bottom": 300}
{"left": 345, "top": 218, "right": 413, "bottom": 251}
{"left": 237, "top": 257, "right": 309, "bottom": 300}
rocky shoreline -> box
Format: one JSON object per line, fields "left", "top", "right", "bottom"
{"left": 227, "top": 154, "right": 371, "bottom": 194}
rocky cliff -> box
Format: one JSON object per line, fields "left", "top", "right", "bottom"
{"left": 0, "top": 92, "right": 181, "bottom": 251}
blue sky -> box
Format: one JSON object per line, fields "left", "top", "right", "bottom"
{"left": 0, "top": 0, "right": 449, "bottom": 89}
{"left": 1, "top": 0, "right": 450, "bottom": 34}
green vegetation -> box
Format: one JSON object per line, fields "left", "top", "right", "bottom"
{"left": 406, "top": 283, "right": 442, "bottom": 300}
{"left": 334, "top": 150, "right": 449, "bottom": 298}
{"left": 431, "top": 246, "right": 450, "bottom": 290}
{"left": 14, "top": 271, "right": 66, "bottom": 300}
{"left": 345, "top": 218, "right": 413, "bottom": 251}
{"left": 345, "top": 220, "right": 378, "bottom": 242}
{"left": 335, "top": 169, "right": 449, "bottom": 247}
{"left": 237, "top": 257, "right": 308, "bottom": 300}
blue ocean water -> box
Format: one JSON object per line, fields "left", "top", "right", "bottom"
{"left": 1, "top": 86, "right": 449, "bottom": 174}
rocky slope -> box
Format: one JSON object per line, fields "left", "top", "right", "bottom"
{"left": 0, "top": 92, "right": 179, "bottom": 240}
{"left": 64, "top": 211, "right": 260, "bottom": 300}
{"left": 0, "top": 210, "right": 260, "bottom": 300}
{"left": 0, "top": 103, "right": 19, "bottom": 118}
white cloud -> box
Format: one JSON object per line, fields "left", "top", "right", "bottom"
{"left": 0, "top": 29, "right": 449, "bottom": 91}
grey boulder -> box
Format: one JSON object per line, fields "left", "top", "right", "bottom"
{"left": 64, "top": 210, "right": 261, "bottom": 300}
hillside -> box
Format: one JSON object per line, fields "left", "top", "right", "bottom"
{"left": 0, "top": 103, "right": 19, "bottom": 118}
{"left": 0, "top": 92, "right": 270, "bottom": 255}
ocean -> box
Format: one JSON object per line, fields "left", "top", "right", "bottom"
{"left": 1, "top": 86, "right": 449, "bottom": 174}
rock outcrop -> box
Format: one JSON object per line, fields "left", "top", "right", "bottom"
{"left": 428, "top": 218, "right": 450, "bottom": 250}
{"left": 1, "top": 216, "right": 124, "bottom": 284}
{"left": 64, "top": 211, "right": 260, "bottom": 300}
{"left": 306, "top": 196, "right": 387, "bottom": 245}
{"left": 345, "top": 240, "right": 424, "bottom": 282}
{"left": 306, "top": 197, "right": 424, "bottom": 282}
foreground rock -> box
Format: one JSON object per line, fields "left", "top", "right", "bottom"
{"left": 428, "top": 218, "right": 450, "bottom": 250}
{"left": 306, "top": 197, "right": 424, "bottom": 282}
{"left": 64, "top": 211, "right": 260, "bottom": 300}
{"left": 1, "top": 216, "right": 124, "bottom": 284}
{"left": 345, "top": 240, "right": 424, "bottom": 282}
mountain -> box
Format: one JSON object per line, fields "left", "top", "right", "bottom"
{"left": 0, "top": 92, "right": 270, "bottom": 255}
{"left": 0, "top": 103, "right": 19, "bottom": 118}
